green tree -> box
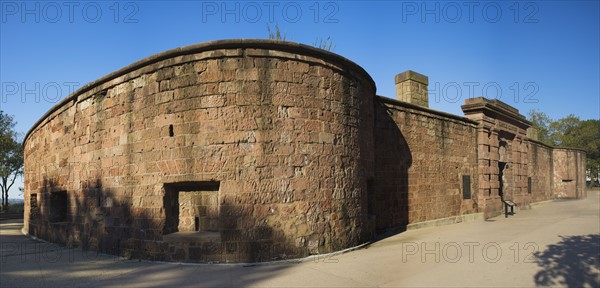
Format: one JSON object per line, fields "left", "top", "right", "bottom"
{"left": 528, "top": 109, "right": 554, "bottom": 145}
{"left": 550, "top": 114, "right": 581, "bottom": 147}
{"left": 528, "top": 110, "right": 600, "bottom": 184}
{"left": 562, "top": 119, "right": 600, "bottom": 182}
{"left": 0, "top": 111, "right": 23, "bottom": 211}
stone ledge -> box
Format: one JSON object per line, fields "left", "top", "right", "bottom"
{"left": 378, "top": 96, "right": 478, "bottom": 125}
{"left": 406, "top": 213, "right": 484, "bottom": 230}
{"left": 531, "top": 199, "right": 554, "bottom": 207}
{"left": 163, "top": 231, "right": 221, "bottom": 243}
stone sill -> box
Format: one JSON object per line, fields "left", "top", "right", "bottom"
{"left": 163, "top": 231, "right": 221, "bottom": 243}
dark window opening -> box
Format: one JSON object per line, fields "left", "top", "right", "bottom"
{"left": 366, "top": 178, "right": 375, "bottom": 215}
{"left": 169, "top": 125, "right": 174, "bottom": 137}
{"left": 462, "top": 175, "right": 471, "bottom": 199}
{"left": 498, "top": 162, "right": 507, "bottom": 198}
{"left": 30, "top": 194, "right": 40, "bottom": 220}
{"left": 528, "top": 177, "right": 532, "bottom": 194}
{"left": 163, "top": 181, "right": 220, "bottom": 234}
{"left": 49, "top": 191, "right": 68, "bottom": 222}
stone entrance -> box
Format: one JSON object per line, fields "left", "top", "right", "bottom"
{"left": 462, "top": 98, "right": 531, "bottom": 218}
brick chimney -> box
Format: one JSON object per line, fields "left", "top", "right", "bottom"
{"left": 395, "top": 70, "right": 429, "bottom": 108}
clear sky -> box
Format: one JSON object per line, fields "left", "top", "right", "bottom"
{"left": 1, "top": 1, "right": 599, "bottom": 198}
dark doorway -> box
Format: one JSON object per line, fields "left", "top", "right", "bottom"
{"left": 498, "top": 162, "right": 507, "bottom": 198}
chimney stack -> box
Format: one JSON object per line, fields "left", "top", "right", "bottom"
{"left": 395, "top": 70, "right": 429, "bottom": 108}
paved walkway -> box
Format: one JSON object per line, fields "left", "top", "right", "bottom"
{"left": 1, "top": 191, "right": 599, "bottom": 287}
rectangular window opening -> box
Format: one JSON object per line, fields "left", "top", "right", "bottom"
{"left": 528, "top": 177, "right": 532, "bottom": 194}
{"left": 49, "top": 191, "right": 68, "bottom": 223}
{"left": 30, "top": 193, "right": 40, "bottom": 220}
{"left": 163, "top": 181, "right": 220, "bottom": 235}
{"left": 462, "top": 175, "right": 471, "bottom": 199}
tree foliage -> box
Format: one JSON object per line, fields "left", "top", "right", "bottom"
{"left": 550, "top": 114, "right": 582, "bottom": 147}
{"left": 0, "top": 111, "right": 23, "bottom": 210}
{"left": 528, "top": 110, "right": 600, "bottom": 183}
{"left": 528, "top": 109, "right": 554, "bottom": 144}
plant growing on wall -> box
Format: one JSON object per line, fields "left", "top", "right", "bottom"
{"left": 266, "top": 22, "right": 286, "bottom": 40}
{"left": 266, "top": 22, "right": 335, "bottom": 52}
{"left": 313, "top": 36, "right": 335, "bottom": 52}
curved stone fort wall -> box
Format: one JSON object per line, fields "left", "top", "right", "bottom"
{"left": 23, "top": 39, "right": 587, "bottom": 263}
{"left": 23, "top": 40, "right": 375, "bottom": 262}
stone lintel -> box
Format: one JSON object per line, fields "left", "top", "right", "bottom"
{"left": 461, "top": 97, "right": 531, "bottom": 129}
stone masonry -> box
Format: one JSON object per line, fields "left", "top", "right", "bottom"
{"left": 23, "top": 39, "right": 587, "bottom": 263}
{"left": 462, "top": 98, "right": 533, "bottom": 218}
{"left": 395, "top": 70, "right": 429, "bottom": 108}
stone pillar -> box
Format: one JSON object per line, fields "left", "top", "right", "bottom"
{"left": 395, "top": 70, "right": 429, "bottom": 107}
{"left": 489, "top": 130, "right": 500, "bottom": 197}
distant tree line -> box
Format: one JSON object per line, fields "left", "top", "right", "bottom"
{"left": 528, "top": 110, "right": 600, "bottom": 185}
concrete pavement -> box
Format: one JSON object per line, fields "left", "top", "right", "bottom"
{"left": 1, "top": 190, "right": 599, "bottom": 287}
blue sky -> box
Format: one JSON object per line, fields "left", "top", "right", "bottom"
{"left": 1, "top": 1, "right": 599, "bottom": 198}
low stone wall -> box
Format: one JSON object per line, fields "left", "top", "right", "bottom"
{"left": 0, "top": 213, "right": 24, "bottom": 221}
{"left": 552, "top": 148, "right": 587, "bottom": 199}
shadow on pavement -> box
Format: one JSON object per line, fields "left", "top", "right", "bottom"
{"left": 533, "top": 234, "right": 600, "bottom": 287}
{"left": 1, "top": 219, "right": 295, "bottom": 288}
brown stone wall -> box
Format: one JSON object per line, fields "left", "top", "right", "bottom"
{"left": 372, "top": 98, "right": 478, "bottom": 231}
{"left": 526, "top": 143, "right": 586, "bottom": 202}
{"left": 553, "top": 149, "right": 587, "bottom": 199}
{"left": 528, "top": 141, "right": 554, "bottom": 202}
{"left": 23, "top": 40, "right": 375, "bottom": 263}
{"left": 23, "top": 42, "right": 589, "bottom": 264}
